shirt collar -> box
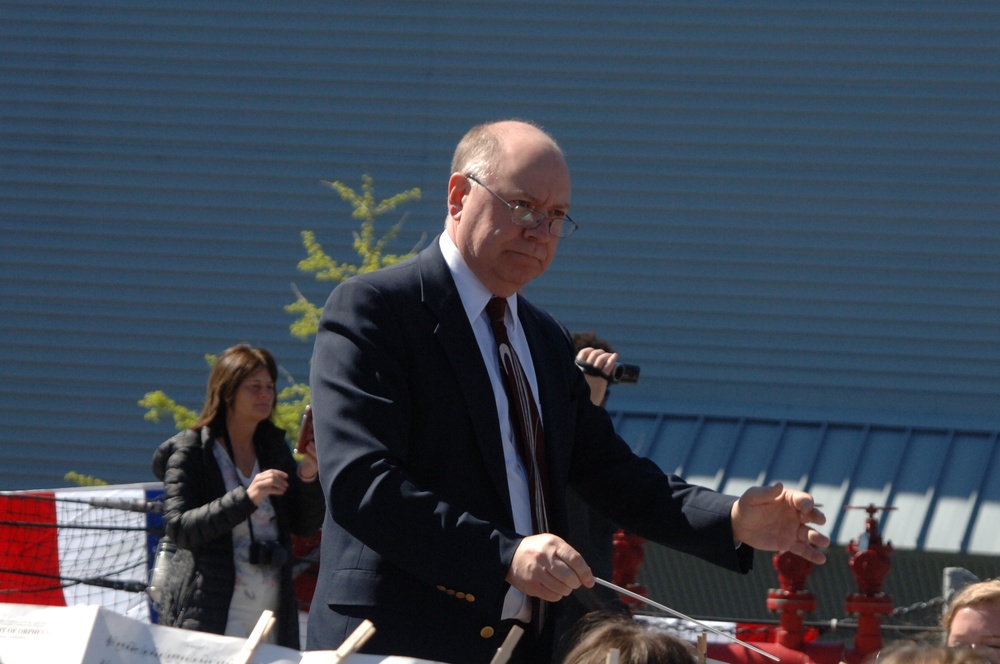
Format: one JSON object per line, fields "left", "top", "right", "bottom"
{"left": 439, "top": 232, "right": 520, "bottom": 330}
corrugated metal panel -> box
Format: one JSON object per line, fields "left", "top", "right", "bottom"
{"left": 618, "top": 409, "right": 1000, "bottom": 554}
{"left": 1, "top": 1, "right": 998, "bottom": 492}
{"left": 539, "top": 3, "right": 1000, "bottom": 430}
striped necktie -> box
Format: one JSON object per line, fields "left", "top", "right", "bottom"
{"left": 485, "top": 296, "right": 550, "bottom": 535}
{"left": 486, "top": 296, "right": 551, "bottom": 633}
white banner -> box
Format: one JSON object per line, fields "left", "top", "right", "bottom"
{"left": 0, "top": 603, "right": 442, "bottom": 664}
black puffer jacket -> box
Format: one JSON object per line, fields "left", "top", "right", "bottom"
{"left": 151, "top": 422, "right": 324, "bottom": 648}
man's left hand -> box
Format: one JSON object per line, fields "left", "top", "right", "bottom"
{"left": 730, "top": 483, "right": 829, "bottom": 564}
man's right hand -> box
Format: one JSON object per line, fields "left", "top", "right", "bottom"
{"left": 505, "top": 534, "right": 594, "bottom": 601}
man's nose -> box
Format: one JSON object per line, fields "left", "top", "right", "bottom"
{"left": 522, "top": 221, "right": 552, "bottom": 242}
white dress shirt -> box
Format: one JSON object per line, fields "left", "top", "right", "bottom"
{"left": 439, "top": 232, "right": 541, "bottom": 622}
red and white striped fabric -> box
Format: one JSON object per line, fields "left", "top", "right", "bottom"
{"left": 0, "top": 483, "right": 160, "bottom": 622}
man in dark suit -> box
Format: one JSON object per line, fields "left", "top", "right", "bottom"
{"left": 307, "top": 119, "right": 829, "bottom": 663}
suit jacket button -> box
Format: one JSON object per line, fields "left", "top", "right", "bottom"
{"left": 480, "top": 626, "right": 495, "bottom": 639}
{"left": 455, "top": 592, "right": 466, "bottom": 599}
{"left": 436, "top": 585, "right": 447, "bottom": 593}
{"left": 465, "top": 594, "right": 475, "bottom": 602}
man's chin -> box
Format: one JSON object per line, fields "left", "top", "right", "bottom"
{"left": 506, "top": 256, "right": 548, "bottom": 280}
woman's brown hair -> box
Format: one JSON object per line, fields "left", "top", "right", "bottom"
{"left": 942, "top": 579, "right": 1000, "bottom": 639}
{"left": 190, "top": 344, "right": 278, "bottom": 433}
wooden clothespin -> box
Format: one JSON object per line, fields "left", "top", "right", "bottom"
{"left": 697, "top": 632, "right": 708, "bottom": 664}
{"left": 489, "top": 624, "right": 524, "bottom": 664}
{"left": 331, "top": 619, "right": 377, "bottom": 663}
{"left": 605, "top": 647, "right": 620, "bottom": 664}
{"left": 234, "top": 609, "right": 276, "bottom": 664}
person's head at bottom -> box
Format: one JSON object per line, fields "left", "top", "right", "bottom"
{"left": 943, "top": 579, "right": 1000, "bottom": 664}
{"left": 560, "top": 611, "right": 698, "bottom": 664}
{"left": 869, "top": 642, "right": 991, "bottom": 664}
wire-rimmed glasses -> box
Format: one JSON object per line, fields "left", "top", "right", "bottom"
{"left": 466, "top": 174, "right": 578, "bottom": 238}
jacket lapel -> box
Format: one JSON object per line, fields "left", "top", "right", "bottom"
{"left": 416, "top": 241, "right": 515, "bottom": 525}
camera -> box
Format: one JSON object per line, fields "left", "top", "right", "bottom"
{"left": 248, "top": 541, "right": 289, "bottom": 567}
{"left": 575, "top": 359, "right": 641, "bottom": 384}
{"left": 609, "top": 363, "right": 640, "bottom": 384}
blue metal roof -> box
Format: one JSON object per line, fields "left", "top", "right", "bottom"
{"left": 611, "top": 409, "right": 1000, "bottom": 555}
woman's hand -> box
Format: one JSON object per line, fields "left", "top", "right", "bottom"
{"left": 246, "top": 468, "right": 289, "bottom": 505}
{"left": 297, "top": 438, "right": 319, "bottom": 482}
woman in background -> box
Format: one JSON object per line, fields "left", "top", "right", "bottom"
{"left": 152, "top": 344, "right": 324, "bottom": 648}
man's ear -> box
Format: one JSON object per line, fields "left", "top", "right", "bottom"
{"left": 447, "top": 172, "right": 470, "bottom": 218}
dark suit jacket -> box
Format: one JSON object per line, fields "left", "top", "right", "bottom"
{"left": 307, "top": 237, "right": 751, "bottom": 662}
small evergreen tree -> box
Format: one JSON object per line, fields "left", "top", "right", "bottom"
{"left": 137, "top": 175, "right": 422, "bottom": 446}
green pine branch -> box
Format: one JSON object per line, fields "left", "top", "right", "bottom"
{"left": 130, "top": 174, "right": 422, "bottom": 466}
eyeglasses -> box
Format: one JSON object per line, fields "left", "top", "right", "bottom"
{"left": 466, "top": 174, "right": 578, "bottom": 238}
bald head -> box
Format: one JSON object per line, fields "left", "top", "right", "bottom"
{"left": 445, "top": 120, "right": 571, "bottom": 296}
{"left": 451, "top": 119, "right": 565, "bottom": 181}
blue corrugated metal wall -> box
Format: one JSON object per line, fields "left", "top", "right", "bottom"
{"left": 2, "top": 2, "right": 998, "bottom": 504}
